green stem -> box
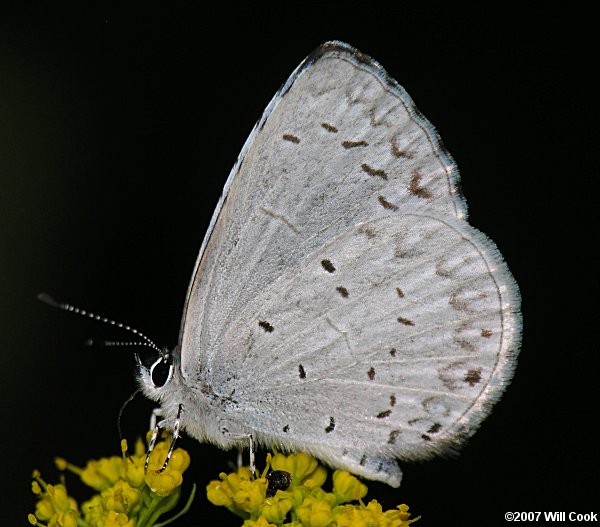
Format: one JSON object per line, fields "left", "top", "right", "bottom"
{"left": 136, "top": 493, "right": 166, "bottom": 527}
{"left": 153, "top": 484, "right": 197, "bottom": 527}
{"left": 144, "top": 489, "right": 181, "bottom": 527}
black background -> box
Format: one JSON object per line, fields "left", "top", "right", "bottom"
{"left": 1, "top": 3, "right": 597, "bottom": 526}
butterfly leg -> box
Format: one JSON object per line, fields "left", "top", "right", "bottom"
{"left": 145, "top": 404, "right": 184, "bottom": 473}
{"left": 223, "top": 432, "right": 256, "bottom": 477}
{"left": 149, "top": 407, "right": 163, "bottom": 432}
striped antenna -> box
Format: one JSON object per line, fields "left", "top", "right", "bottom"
{"left": 37, "top": 293, "right": 164, "bottom": 357}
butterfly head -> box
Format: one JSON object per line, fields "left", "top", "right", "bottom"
{"left": 136, "top": 347, "right": 176, "bottom": 398}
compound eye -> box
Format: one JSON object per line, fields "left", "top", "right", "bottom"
{"left": 150, "top": 357, "right": 172, "bottom": 388}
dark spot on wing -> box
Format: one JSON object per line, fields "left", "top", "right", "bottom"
{"left": 396, "top": 287, "right": 405, "bottom": 298}
{"left": 283, "top": 425, "right": 289, "bottom": 433}
{"left": 481, "top": 329, "right": 493, "bottom": 338}
{"left": 397, "top": 316, "right": 415, "bottom": 326}
{"left": 390, "top": 347, "right": 397, "bottom": 357}
{"left": 428, "top": 422, "right": 442, "bottom": 434}
{"left": 361, "top": 163, "right": 388, "bottom": 180}
{"left": 299, "top": 365, "right": 306, "bottom": 379}
{"left": 435, "top": 261, "right": 452, "bottom": 278}
{"left": 369, "top": 113, "right": 378, "bottom": 127}
{"left": 391, "top": 137, "right": 414, "bottom": 159}
{"left": 388, "top": 430, "right": 400, "bottom": 444}
{"left": 421, "top": 434, "right": 431, "bottom": 441}
{"left": 367, "top": 367, "right": 376, "bottom": 380}
{"left": 394, "top": 248, "right": 413, "bottom": 259}
{"left": 449, "top": 292, "right": 470, "bottom": 312}
{"left": 464, "top": 368, "right": 482, "bottom": 386}
{"left": 378, "top": 195, "right": 398, "bottom": 211}
{"left": 282, "top": 134, "right": 300, "bottom": 143}
{"left": 258, "top": 320, "right": 274, "bottom": 332}
{"left": 454, "top": 336, "right": 477, "bottom": 353}
{"left": 408, "top": 170, "right": 433, "bottom": 199}
{"left": 342, "top": 140, "right": 368, "bottom": 148}
{"left": 321, "top": 122, "right": 338, "bottom": 133}
{"left": 359, "top": 455, "right": 366, "bottom": 466}
{"left": 376, "top": 410, "right": 391, "bottom": 419}
{"left": 438, "top": 361, "right": 464, "bottom": 391}
{"left": 321, "top": 259, "right": 336, "bottom": 273}
{"left": 325, "top": 416, "right": 335, "bottom": 433}
{"left": 336, "top": 286, "right": 349, "bottom": 298}
{"left": 357, "top": 225, "right": 376, "bottom": 238}
{"left": 390, "top": 394, "right": 396, "bottom": 407}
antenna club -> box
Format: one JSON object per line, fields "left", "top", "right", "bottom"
{"left": 37, "top": 292, "right": 63, "bottom": 308}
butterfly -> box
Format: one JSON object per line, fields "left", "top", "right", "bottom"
{"left": 136, "top": 41, "right": 521, "bottom": 487}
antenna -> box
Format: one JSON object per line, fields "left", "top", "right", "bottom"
{"left": 37, "top": 293, "right": 164, "bottom": 357}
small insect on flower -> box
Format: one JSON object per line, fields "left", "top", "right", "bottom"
{"left": 28, "top": 436, "right": 196, "bottom": 527}
{"left": 206, "top": 451, "right": 420, "bottom": 526}
{"left": 266, "top": 470, "right": 292, "bottom": 497}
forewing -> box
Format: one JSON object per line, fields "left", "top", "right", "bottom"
{"left": 212, "top": 212, "right": 521, "bottom": 484}
{"left": 180, "top": 42, "right": 466, "bottom": 375}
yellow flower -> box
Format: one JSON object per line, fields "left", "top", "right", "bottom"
{"left": 31, "top": 435, "right": 196, "bottom": 527}
{"left": 384, "top": 504, "right": 419, "bottom": 526}
{"left": 360, "top": 499, "right": 385, "bottom": 523}
{"left": 122, "top": 454, "right": 146, "bottom": 488}
{"left": 301, "top": 465, "right": 327, "bottom": 489}
{"left": 100, "top": 510, "right": 134, "bottom": 527}
{"left": 271, "top": 452, "right": 319, "bottom": 484}
{"left": 233, "top": 478, "right": 267, "bottom": 514}
{"left": 242, "top": 517, "right": 278, "bottom": 527}
{"left": 34, "top": 495, "right": 56, "bottom": 521}
{"left": 143, "top": 439, "right": 189, "bottom": 496}
{"left": 332, "top": 470, "right": 368, "bottom": 503}
{"left": 34, "top": 483, "right": 78, "bottom": 521}
{"left": 81, "top": 456, "right": 123, "bottom": 491}
{"left": 207, "top": 466, "right": 255, "bottom": 510}
{"left": 100, "top": 480, "right": 140, "bottom": 515}
{"left": 296, "top": 495, "right": 334, "bottom": 527}
{"left": 166, "top": 447, "right": 191, "bottom": 473}
{"left": 47, "top": 511, "right": 79, "bottom": 527}
{"left": 132, "top": 437, "right": 146, "bottom": 457}
{"left": 144, "top": 438, "right": 170, "bottom": 472}
{"left": 206, "top": 478, "right": 235, "bottom": 507}
{"left": 260, "top": 493, "right": 293, "bottom": 524}
{"left": 81, "top": 494, "right": 105, "bottom": 525}
{"left": 54, "top": 458, "right": 68, "bottom": 471}
{"left": 334, "top": 505, "right": 369, "bottom": 527}
{"left": 145, "top": 469, "right": 183, "bottom": 497}
{"left": 207, "top": 451, "right": 419, "bottom": 526}
{"left": 335, "top": 500, "right": 419, "bottom": 527}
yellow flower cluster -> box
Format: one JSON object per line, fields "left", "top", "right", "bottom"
{"left": 207, "top": 452, "right": 419, "bottom": 527}
{"left": 29, "top": 437, "right": 195, "bottom": 527}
